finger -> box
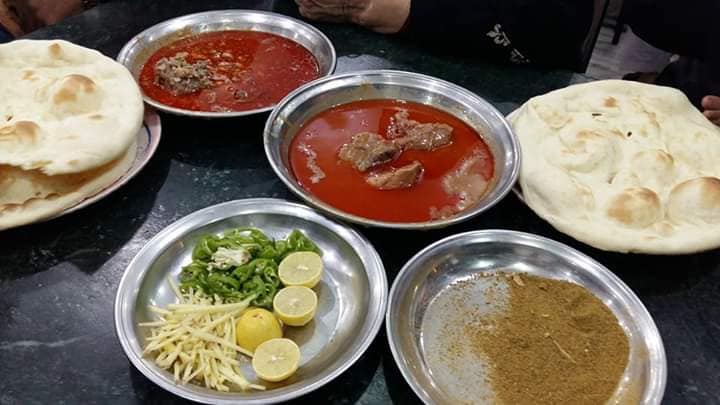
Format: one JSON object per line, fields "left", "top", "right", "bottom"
{"left": 702, "top": 95, "right": 720, "bottom": 110}
{"left": 295, "top": 0, "right": 316, "bottom": 12}
{"left": 299, "top": 0, "right": 359, "bottom": 15}
{"left": 298, "top": 8, "right": 347, "bottom": 23}
{"left": 296, "top": 0, "right": 323, "bottom": 13}
{"left": 297, "top": 4, "right": 351, "bottom": 22}
{"left": 705, "top": 110, "right": 720, "bottom": 125}
{"left": 343, "top": 0, "right": 369, "bottom": 14}
{"left": 298, "top": 0, "right": 329, "bottom": 9}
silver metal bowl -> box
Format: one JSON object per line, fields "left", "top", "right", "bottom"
{"left": 386, "top": 230, "right": 666, "bottom": 404}
{"left": 116, "top": 10, "right": 336, "bottom": 118}
{"left": 114, "top": 199, "right": 387, "bottom": 404}
{"left": 264, "top": 70, "right": 521, "bottom": 229}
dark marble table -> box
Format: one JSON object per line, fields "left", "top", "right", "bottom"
{"left": 1, "top": 1, "right": 719, "bottom": 404}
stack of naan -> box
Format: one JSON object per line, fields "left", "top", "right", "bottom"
{"left": 0, "top": 40, "right": 143, "bottom": 230}
{"left": 510, "top": 80, "right": 720, "bottom": 254}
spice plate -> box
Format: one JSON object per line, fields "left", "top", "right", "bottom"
{"left": 386, "top": 230, "right": 666, "bottom": 404}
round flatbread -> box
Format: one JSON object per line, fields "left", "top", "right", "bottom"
{"left": 0, "top": 40, "right": 143, "bottom": 175}
{"left": 510, "top": 80, "right": 720, "bottom": 254}
{"left": 0, "top": 139, "right": 137, "bottom": 230}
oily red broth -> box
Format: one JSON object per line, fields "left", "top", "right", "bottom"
{"left": 289, "top": 99, "right": 495, "bottom": 223}
{"left": 139, "top": 30, "right": 319, "bottom": 112}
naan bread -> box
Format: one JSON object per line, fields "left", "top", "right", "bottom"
{"left": 0, "top": 40, "right": 143, "bottom": 175}
{"left": 0, "top": 139, "right": 137, "bottom": 230}
{"left": 510, "top": 80, "right": 720, "bottom": 254}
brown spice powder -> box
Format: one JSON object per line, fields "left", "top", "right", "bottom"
{"left": 468, "top": 274, "right": 630, "bottom": 405}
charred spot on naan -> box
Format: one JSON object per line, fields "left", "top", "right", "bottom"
{"left": 545, "top": 128, "right": 620, "bottom": 175}
{"left": 52, "top": 74, "right": 97, "bottom": 104}
{"left": 604, "top": 97, "right": 618, "bottom": 108}
{"left": 51, "top": 74, "right": 103, "bottom": 116}
{"left": 0, "top": 121, "right": 40, "bottom": 144}
{"left": 633, "top": 150, "right": 675, "bottom": 168}
{"left": 606, "top": 187, "right": 662, "bottom": 229}
{"left": 573, "top": 130, "right": 609, "bottom": 145}
{"left": 668, "top": 177, "right": 720, "bottom": 225}
{"left": 22, "top": 70, "right": 37, "bottom": 81}
{"left": 531, "top": 101, "right": 572, "bottom": 129}
{"left": 48, "top": 43, "right": 62, "bottom": 58}
{"left": 629, "top": 98, "right": 662, "bottom": 129}
{"left": 652, "top": 221, "right": 675, "bottom": 237}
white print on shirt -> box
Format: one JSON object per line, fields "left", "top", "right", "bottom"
{"left": 510, "top": 48, "right": 530, "bottom": 64}
{"left": 487, "top": 24, "right": 511, "bottom": 46}
{"left": 486, "top": 24, "right": 530, "bottom": 64}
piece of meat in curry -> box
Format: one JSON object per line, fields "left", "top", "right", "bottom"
{"left": 153, "top": 52, "right": 212, "bottom": 95}
{"left": 338, "top": 132, "right": 401, "bottom": 171}
{"left": 388, "top": 109, "right": 454, "bottom": 151}
{"left": 366, "top": 161, "right": 424, "bottom": 190}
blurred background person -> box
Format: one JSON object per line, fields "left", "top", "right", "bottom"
{"left": 297, "top": 0, "right": 720, "bottom": 124}
{"left": 296, "top": 0, "right": 594, "bottom": 68}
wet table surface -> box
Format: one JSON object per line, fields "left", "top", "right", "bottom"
{"left": 1, "top": 1, "right": 719, "bottom": 404}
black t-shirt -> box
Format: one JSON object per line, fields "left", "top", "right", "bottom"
{"left": 403, "top": 0, "right": 595, "bottom": 68}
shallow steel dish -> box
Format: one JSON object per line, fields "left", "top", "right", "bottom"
{"left": 117, "top": 10, "right": 336, "bottom": 118}
{"left": 264, "top": 70, "right": 520, "bottom": 229}
{"left": 114, "top": 199, "right": 387, "bottom": 404}
{"left": 386, "top": 230, "right": 666, "bottom": 404}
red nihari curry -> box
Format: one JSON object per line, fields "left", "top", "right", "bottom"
{"left": 139, "top": 31, "right": 319, "bottom": 112}
{"left": 290, "top": 100, "right": 495, "bottom": 222}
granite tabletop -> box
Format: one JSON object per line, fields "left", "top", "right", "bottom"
{"left": 1, "top": 0, "right": 719, "bottom": 404}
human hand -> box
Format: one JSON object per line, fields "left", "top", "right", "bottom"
{"left": 703, "top": 96, "right": 720, "bottom": 126}
{"left": 295, "top": 0, "right": 410, "bottom": 34}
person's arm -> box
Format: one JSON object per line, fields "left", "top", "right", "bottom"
{"left": 703, "top": 96, "right": 720, "bottom": 125}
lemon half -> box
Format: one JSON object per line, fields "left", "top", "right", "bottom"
{"left": 273, "top": 286, "right": 318, "bottom": 327}
{"left": 252, "top": 338, "right": 301, "bottom": 382}
{"left": 278, "top": 252, "right": 323, "bottom": 288}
